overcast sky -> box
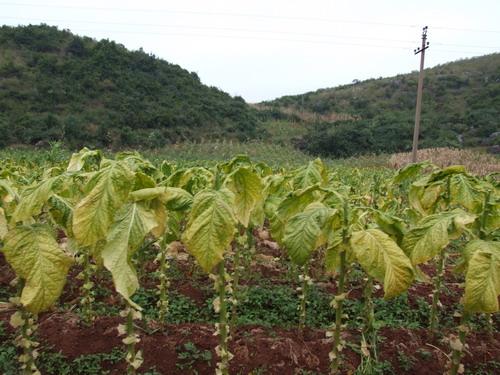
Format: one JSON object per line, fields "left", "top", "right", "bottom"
{"left": 1, "top": 0, "right": 499, "bottom": 102}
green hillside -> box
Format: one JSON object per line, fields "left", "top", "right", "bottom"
{"left": 0, "top": 24, "right": 260, "bottom": 149}
{"left": 259, "top": 53, "right": 500, "bottom": 157}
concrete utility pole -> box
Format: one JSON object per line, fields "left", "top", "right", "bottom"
{"left": 411, "top": 26, "right": 430, "bottom": 163}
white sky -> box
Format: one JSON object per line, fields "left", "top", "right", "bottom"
{"left": 1, "top": 0, "right": 499, "bottom": 102}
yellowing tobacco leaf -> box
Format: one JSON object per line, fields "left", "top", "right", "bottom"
{"left": 292, "top": 158, "right": 328, "bottom": 190}
{"left": 463, "top": 240, "right": 500, "bottom": 313}
{"left": 101, "top": 202, "right": 159, "bottom": 305}
{"left": 182, "top": 189, "right": 236, "bottom": 273}
{"left": 282, "top": 202, "right": 331, "bottom": 266}
{"left": 350, "top": 229, "right": 414, "bottom": 299}
{"left": 402, "top": 210, "right": 474, "bottom": 265}
{"left": 2, "top": 225, "right": 73, "bottom": 313}
{"left": 225, "top": 167, "right": 263, "bottom": 228}
{"left": 270, "top": 184, "right": 322, "bottom": 243}
{"left": 73, "top": 161, "right": 134, "bottom": 246}
{"left": 12, "top": 176, "right": 61, "bottom": 222}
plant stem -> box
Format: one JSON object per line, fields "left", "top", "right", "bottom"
{"left": 20, "top": 310, "right": 39, "bottom": 375}
{"left": 449, "top": 312, "right": 469, "bottom": 375}
{"left": 363, "top": 275, "right": 377, "bottom": 360}
{"left": 124, "top": 304, "right": 143, "bottom": 375}
{"left": 430, "top": 249, "right": 446, "bottom": 333}
{"left": 157, "top": 240, "right": 170, "bottom": 324}
{"left": 479, "top": 191, "right": 491, "bottom": 240}
{"left": 230, "top": 240, "right": 241, "bottom": 335}
{"left": 330, "top": 201, "right": 349, "bottom": 374}
{"left": 126, "top": 307, "right": 136, "bottom": 375}
{"left": 216, "top": 261, "right": 230, "bottom": 375}
{"left": 298, "top": 263, "right": 310, "bottom": 331}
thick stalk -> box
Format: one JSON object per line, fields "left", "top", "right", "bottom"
{"left": 119, "top": 303, "right": 143, "bottom": 375}
{"left": 330, "top": 201, "right": 349, "bottom": 374}
{"left": 363, "top": 276, "right": 377, "bottom": 360}
{"left": 215, "top": 261, "right": 231, "bottom": 375}
{"left": 230, "top": 241, "right": 241, "bottom": 335}
{"left": 18, "top": 310, "right": 40, "bottom": 375}
{"left": 157, "top": 241, "right": 170, "bottom": 323}
{"left": 10, "top": 280, "right": 40, "bottom": 375}
{"left": 331, "top": 250, "right": 346, "bottom": 374}
{"left": 479, "top": 191, "right": 491, "bottom": 240}
{"left": 430, "top": 249, "right": 446, "bottom": 333}
{"left": 449, "top": 313, "right": 469, "bottom": 375}
{"left": 298, "top": 263, "right": 311, "bottom": 330}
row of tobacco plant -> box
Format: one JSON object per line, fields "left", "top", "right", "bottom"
{"left": 0, "top": 148, "right": 498, "bottom": 374}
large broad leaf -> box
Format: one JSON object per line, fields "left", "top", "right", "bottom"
{"left": 408, "top": 180, "right": 441, "bottom": 216}
{"left": 408, "top": 166, "right": 466, "bottom": 214}
{"left": 130, "top": 187, "right": 193, "bottom": 211}
{"left": 402, "top": 210, "right": 475, "bottom": 265}
{"left": 73, "top": 161, "right": 134, "bottom": 246}
{"left": 2, "top": 225, "right": 73, "bottom": 313}
{"left": 282, "top": 202, "right": 331, "bottom": 266}
{"left": 166, "top": 167, "right": 214, "bottom": 195}
{"left": 463, "top": 240, "right": 500, "bottom": 313}
{"left": 48, "top": 194, "right": 74, "bottom": 234}
{"left": 373, "top": 210, "right": 407, "bottom": 245}
{"left": 12, "top": 176, "right": 62, "bottom": 222}
{"left": 392, "top": 162, "right": 432, "bottom": 185}
{"left": 351, "top": 229, "right": 414, "bottom": 299}
{"left": 270, "top": 185, "right": 322, "bottom": 243}
{"left": 101, "top": 202, "right": 159, "bottom": 305}
{"left": 449, "top": 174, "right": 483, "bottom": 213}
{"left": 263, "top": 174, "right": 291, "bottom": 219}
{"left": 225, "top": 167, "right": 263, "bottom": 228}
{"left": 182, "top": 189, "right": 236, "bottom": 273}
{"left": 292, "top": 158, "right": 327, "bottom": 190}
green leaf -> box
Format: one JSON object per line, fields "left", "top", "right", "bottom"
{"left": 2, "top": 225, "right": 73, "bottom": 313}
{"left": 225, "top": 167, "right": 263, "bottom": 228}
{"left": 270, "top": 184, "right": 322, "bottom": 243}
{"left": 101, "top": 202, "right": 159, "bottom": 305}
{"left": 182, "top": 189, "right": 236, "bottom": 273}
{"left": 48, "top": 194, "right": 74, "bottom": 234}
{"left": 282, "top": 202, "right": 331, "bottom": 265}
{"left": 463, "top": 240, "right": 500, "bottom": 313}
{"left": 392, "top": 162, "right": 432, "bottom": 184}
{"left": 350, "top": 229, "right": 414, "bottom": 299}
{"left": 263, "top": 174, "right": 290, "bottom": 219}
{"left": 12, "top": 176, "right": 62, "bottom": 222}
{"left": 373, "top": 210, "right": 407, "bottom": 245}
{"left": 402, "top": 210, "right": 475, "bottom": 265}
{"left": 73, "top": 161, "right": 134, "bottom": 246}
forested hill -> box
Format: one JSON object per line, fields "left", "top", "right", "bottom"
{"left": 259, "top": 53, "right": 500, "bottom": 157}
{"left": 0, "top": 24, "right": 259, "bottom": 149}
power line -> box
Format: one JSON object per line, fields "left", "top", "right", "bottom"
{"left": 0, "top": 2, "right": 421, "bottom": 29}
{"left": 3, "top": 19, "right": 498, "bottom": 55}
{"left": 0, "top": 16, "right": 418, "bottom": 44}
{"left": 3, "top": 2, "right": 500, "bottom": 34}
{"left": 2, "top": 17, "right": 499, "bottom": 53}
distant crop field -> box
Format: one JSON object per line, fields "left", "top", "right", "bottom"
{"left": 0, "top": 148, "right": 499, "bottom": 375}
